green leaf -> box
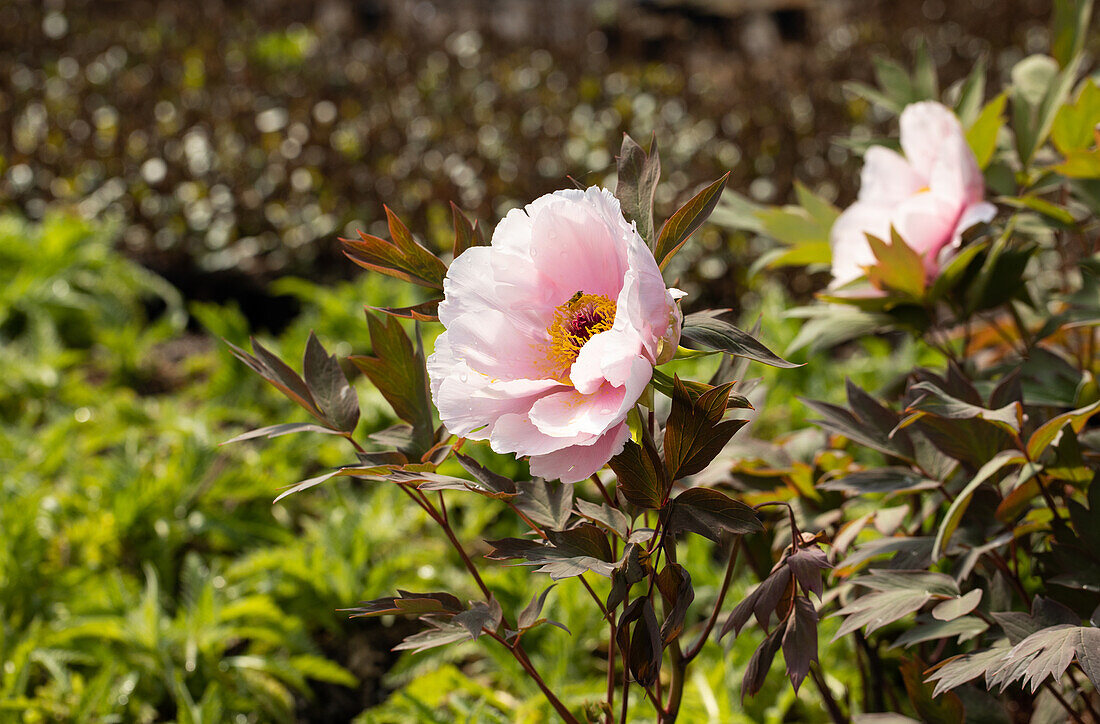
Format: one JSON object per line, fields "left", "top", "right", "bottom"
{"left": 865, "top": 229, "right": 926, "bottom": 299}
{"left": 843, "top": 80, "right": 904, "bottom": 114}
{"left": 754, "top": 205, "right": 829, "bottom": 246}
{"left": 932, "top": 450, "right": 1024, "bottom": 560}
{"left": 349, "top": 313, "right": 434, "bottom": 456}
{"left": 927, "top": 240, "right": 989, "bottom": 302}
{"left": 666, "top": 487, "right": 763, "bottom": 543}
{"left": 680, "top": 311, "right": 800, "bottom": 367}
{"left": 710, "top": 190, "right": 765, "bottom": 234}
{"left": 1052, "top": 79, "right": 1100, "bottom": 154}
{"left": 966, "top": 92, "right": 1007, "bottom": 169}
{"left": 303, "top": 332, "right": 359, "bottom": 433}
{"left": 892, "top": 617, "right": 988, "bottom": 648}
{"left": 873, "top": 55, "right": 916, "bottom": 106}
{"left": 615, "top": 133, "right": 661, "bottom": 248}
{"left": 341, "top": 207, "right": 447, "bottom": 290}
{"left": 954, "top": 54, "right": 988, "bottom": 127}
{"left": 932, "top": 589, "right": 983, "bottom": 622}
{"left": 1053, "top": 150, "right": 1100, "bottom": 179}
{"left": 1013, "top": 54, "right": 1085, "bottom": 166}
{"left": 912, "top": 39, "right": 939, "bottom": 101}
{"left": 654, "top": 172, "right": 729, "bottom": 270}
{"left": 997, "top": 194, "right": 1076, "bottom": 226}
{"left": 794, "top": 180, "right": 841, "bottom": 230}
{"left": 1052, "top": 0, "right": 1094, "bottom": 67}
{"left": 1026, "top": 398, "right": 1100, "bottom": 458}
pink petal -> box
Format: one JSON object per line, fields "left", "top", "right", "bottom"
{"left": 828, "top": 200, "right": 893, "bottom": 286}
{"left": 528, "top": 422, "right": 632, "bottom": 484}
{"left": 527, "top": 188, "right": 633, "bottom": 302}
{"left": 928, "top": 130, "right": 985, "bottom": 207}
{"left": 430, "top": 332, "right": 566, "bottom": 439}
{"left": 893, "top": 191, "right": 961, "bottom": 260}
{"left": 530, "top": 357, "right": 649, "bottom": 437}
{"left": 899, "top": 101, "right": 968, "bottom": 181}
{"left": 444, "top": 307, "right": 556, "bottom": 381}
{"left": 857, "top": 146, "right": 926, "bottom": 204}
{"left": 615, "top": 235, "right": 676, "bottom": 360}
{"left": 570, "top": 327, "right": 644, "bottom": 395}
{"left": 488, "top": 412, "right": 589, "bottom": 456}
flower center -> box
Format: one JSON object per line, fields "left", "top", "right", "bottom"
{"left": 546, "top": 292, "right": 617, "bottom": 372}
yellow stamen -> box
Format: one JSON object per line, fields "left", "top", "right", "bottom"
{"left": 546, "top": 292, "right": 617, "bottom": 373}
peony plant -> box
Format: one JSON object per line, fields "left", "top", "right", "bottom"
{"left": 225, "top": 136, "right": 824, "bottom": 722}
{"left": 711, "top": 5, "right": 1100, "bottom": 720}
{"left": 828, "top": 101, "right": 996, "bottom": 287}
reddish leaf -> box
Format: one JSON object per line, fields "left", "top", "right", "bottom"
{"left": 742, "top": 626, "right": 784, "bottom": 700}
{"left": 615, "top": 133, "right": 661, "bottom": 248}
{"left": 664, "top": 376, "right": 750, "bottom": 480}
{"left": 656, "top": 563, "right": 694, "bottom": 644}
{"left": 304, "top": 332, "right": 360, "bottom": 433}
{"left": 451, "top": 201, "right": 486, "bottom": 258}
{"left": 781, "top": 596, "right": 819, "bottom": 692}
{"left": 627, "top": 598, "right": 662, "bottom": 686}
{"left": 654, "top": 172, "right": 730, "bottom": 269}
{"left": 785, "top": 546, "right": 831, "bottom": 600}
{"left": 340, "top": 206, "right": 447, "bottom": 289}
{"left": 227, "top": 337, "right": 321, "bottom": 420}
{"left": 349, "top": 313, "right": 434, "bottom": 456}
{"left": 667, "top": 487, "right": 763, "bottom": 544}
{"left": 609, "top": 439, "right": 668, "bottom": 509}
{"left": 372, "top": 299, "right": 441, "bottom": 322}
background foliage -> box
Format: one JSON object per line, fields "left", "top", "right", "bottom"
{"left": 3, "top": 0, "right": 1099, "bottom": 722}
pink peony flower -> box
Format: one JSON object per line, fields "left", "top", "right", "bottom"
{"left": 829, "top": 101, "right": 997, "bottom": 287}
{"left": 428, "top": 187, "right": 683, "bottom": 483}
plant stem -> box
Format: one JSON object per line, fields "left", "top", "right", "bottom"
{"left": 1044, "top": 680, "right": 1086, "bottom": 724}
{"left": 1068, "top": 665, "right": 1100, "bottom": 722}
{"left": 661, "top": 642, "right": 686, "bottom": 723}
{"left": 684, "top": 537, "right": 742, "bottom": 662}
{"left": 487, "top": 631, "right": 581, "bottom": 724}
{"left": 606, "top": 620, "right": 616, "bottom": 724}
{"left": 620, "top": 645, "right": 631, "bottom": 724}
{"left": 809, "top": 663, "right": 848, "bottom": 724}
{"left": 592, "top": 473, "right": 616, "bottom": 507}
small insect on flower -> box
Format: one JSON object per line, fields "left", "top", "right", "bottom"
{"left": 427, "top": 186, "right": 683, "bottom": 483}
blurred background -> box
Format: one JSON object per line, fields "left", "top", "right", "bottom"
{"left": 2, "top": 0, "right": 1055, "bottom": 323}
{"left": 0, "top": 1, "right": 1067, "bottom": 722}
